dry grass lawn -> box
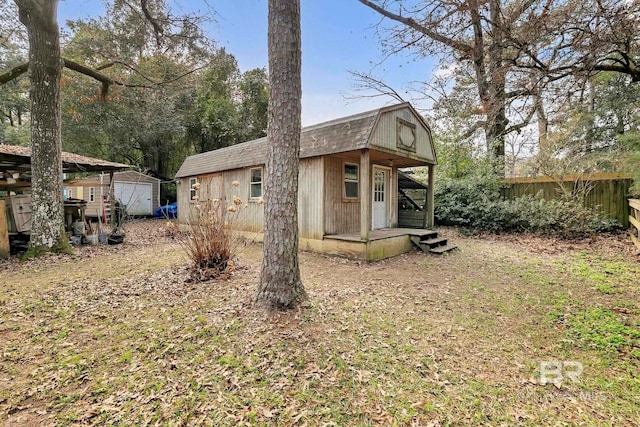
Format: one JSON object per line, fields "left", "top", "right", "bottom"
{"left": 1, "top": 220, "right": 639, "bottom": 426}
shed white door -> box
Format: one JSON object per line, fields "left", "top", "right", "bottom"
{"left": 372, "top": 167, "right": 390, "bottom": 229}
{"left": 114, "top": 182, "right": 153, "bottom": 216}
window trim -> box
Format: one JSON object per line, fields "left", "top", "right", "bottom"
{"left": 343, "top": 162, "right": 360, "bottom": 201}
{"left": 396, "top": 117, "right": 417, "bottom": 152}
{"left": 189, "top": 177, "right": 198, "bottom": 202}
{"left": 249, "top": 167, "right": 263, "bottom": 200}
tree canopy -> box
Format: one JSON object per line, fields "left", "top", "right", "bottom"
{"left": 357, "top": 0, "right": 640, "bottom": 179}
{"left": 0, "top": 0, "right": 269, "bottom": 248}
{"left": 2, "top": 0, "right": 269, "bottom": 193}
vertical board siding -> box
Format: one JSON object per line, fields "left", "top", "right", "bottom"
{"left": 199, "top": 173, "right": 223, "bottom": 202}
{"left": 369, "top": 108, "right": 435, "bottom": 162}
{"left": 324, "top": 155, "right": 360, "bottom": 235}
{"left": 222, "top": 168, "right": 264, "bottom": 232}
{"left": 501, "top": 176, "right": 633, "bottom": 227}
{"left": 176, "top": 179, "right": 189, "bottom": 224}
{"left": 179, "top": 160, "right": 322, "bottom": 238}
{"left": 298, "top": 157, "right": 324, "bottom": 239}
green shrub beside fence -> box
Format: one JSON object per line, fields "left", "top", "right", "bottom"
{"left": 501, "top": 174, "right": 633, "bottom": 227}
{"left": 435, "top": 175, "right": 625, "bottom": 237}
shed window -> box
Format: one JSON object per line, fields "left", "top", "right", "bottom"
{"left": 344, "top": 163, "right": 359, "bottom": 199}
{"left": 250, "top": 168, "right": 263, "bottom": 199}
{"left": 189, "top": 178, "right": 199, "bottom": 201}
{"left": 89, "top": 187, "right": 95, "bottom": 202}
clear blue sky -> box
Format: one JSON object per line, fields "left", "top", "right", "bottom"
{"left": 58, "top": 0, "right": 437, "bottom": 126}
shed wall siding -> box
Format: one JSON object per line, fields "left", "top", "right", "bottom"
{"left": 223, "top": 168, "right": 264, "bottom": 232}
{"left": 65, "top": 179, "right": 107, "bottom": 216}
{"left": 298, "top": 157, "right": 324, "bottom": 239}
{"left": 324, "top": 155, "right": 360, "bottom": 235}
{"left": 70, "top": 171, "right": 161, "bottom": 215}
{"left": 178, "top": 158, "right": 324, "bottom": 239}
{"left": 369, "top": 108, "right": 435, "bottom": 163}
{"left": 176, "top": 179, "right": 190, "bottom": 224}
{"left": 180, "top": 173, "right": 224, "bottom": 224}
{"left": 86, "top": 185, "right": 103, "bottom": 216}
{"left": 199, "top": 173, "right": 224, "bottom": 202}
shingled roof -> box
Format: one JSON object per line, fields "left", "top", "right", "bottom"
{"left": 175, "top": 104, "right": 392, "bottom": 179}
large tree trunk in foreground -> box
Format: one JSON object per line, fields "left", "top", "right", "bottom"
{"left": 15, "top": 0, "right": 65, "bottom": 248}
{"left": 255, "top": 0, "right": 306, "bottom": 309}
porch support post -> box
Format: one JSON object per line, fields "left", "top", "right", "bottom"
{"left": 109, "top": 171, "right": 115, "bottom": 204}
{"left": 360, "top": 149, "right": 371, "bottom": 241}
{"left": 425, "top": 163, "right": 435, "bottom": 229}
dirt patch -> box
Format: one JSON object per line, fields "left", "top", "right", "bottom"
{"left": 1, "top": 220, "right": 638, "bottom": 426}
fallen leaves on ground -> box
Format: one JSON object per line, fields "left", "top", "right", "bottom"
{"left": 1, "top": 220, "right": 638, "bottom": 426}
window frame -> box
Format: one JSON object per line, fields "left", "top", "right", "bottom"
{"left": 396, "top": 117, "right": 417, "bottom": 153}
{"left": 89, "top": 187, "right": 95, "bottom": 202}
{"left": 189, "top": 177, "right": 198, "bottom": 202}
{"left": 343, "top": 162, "right": 360, "bottom": 201}
{"left": 249, "top": 167, "right": 263, "bottom": 200}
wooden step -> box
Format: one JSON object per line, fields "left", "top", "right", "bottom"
{"left": 421, "top": 237, "right": 448, "bottom": 248}
{"left": 411, "top": 233, "right": 457, "bottom": 255}
{"left": 410, "top": 230, "right": 438, "bottom": 240}
{"left": 429, "top": 244, "right": 458, "bottom": 255}
{"left": 412, "top": 235, "right": 446, "bottom": 253}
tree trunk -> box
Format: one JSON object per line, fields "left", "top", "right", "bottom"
{"left": 486, "top": 0, "right": 506, "bottom": 176}
{"left": 534, "top": 92, "right": 548, "bottom": 147}
{"left": 255, "top": 0, "right": 306, "bottom": 309}
{"left": 468, "top": 0, "right": 506, "bottom": 176}
{"left": 15, "top": 0, "right": 65, "bottom": 249}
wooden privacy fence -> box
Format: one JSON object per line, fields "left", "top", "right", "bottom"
{"left": 501, "top": 173, "right": 634, "bottom": 227}
{"left": 630, "top": 199, "right": 640, "bottom": 250}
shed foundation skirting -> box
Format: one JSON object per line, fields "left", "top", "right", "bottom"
{"left": 233, "top": 228, "right": 427, "bottom": 262}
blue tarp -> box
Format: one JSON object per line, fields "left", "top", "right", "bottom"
{"left": 154, "top": 202, "right": 177, "bottom": 219}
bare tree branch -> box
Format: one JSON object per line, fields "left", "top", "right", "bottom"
{"left": 357, "top": 0, "right": 474, "bottom": 55}
{"left": 505, "top": 105, "right": 537, "bottom": 135}
{"left": 346, "top": 71, "right": 406, "bottom": 104}
{"left": 0, "top": 61, "right": 28, "bottom": 84}
{"left": 460, "top": 120, "right": 487, "bottom": 140}
{"left": 594, "top": 62, "right": 640, "bottom": 82}
{"left": 140, "top": 0, "right": 164, "bottom": 47}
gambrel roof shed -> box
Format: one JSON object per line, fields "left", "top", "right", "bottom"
{"left": 175, "top": 102, "right": 445, "bottom": 261}
{"left": 175, "top": 102, "right": 436, "bottom": 178}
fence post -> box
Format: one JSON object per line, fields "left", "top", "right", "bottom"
{"left": 629, "top": 199, "right": 640, "bottom": 250}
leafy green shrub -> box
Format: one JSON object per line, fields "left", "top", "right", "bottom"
{"left": 435, "top": 176, "right": 622, "bottom": 237}
{"left": 434, "top": 176, "right": 505, "bottom": 232}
